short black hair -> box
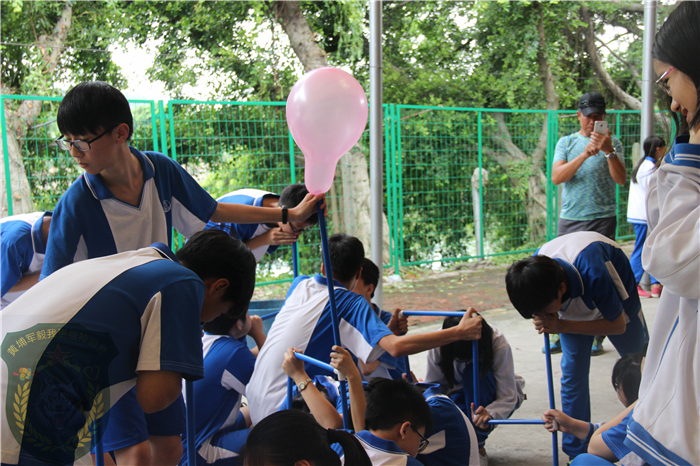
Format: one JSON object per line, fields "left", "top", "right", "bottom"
{"left": 505, "top": 255, "right": 565, "bottom": 319}
{"left": 202, "top": 308, "right": 246, "bottom": 335}
{"left": 177, "top": 229, "right": 256, "bottom": 314}
{"left": 241, "top": 410, "right": 371, "bottom": 466}
{"left": 57, "top": 81, "right": 134, "bottom": 139}
{"left": 360, "top": 258, "right": 380, "bottom": 297}
{"left": 364, "top": 378, "right": 433, "bottom": 434}
{"left": 279, "top": 184, "right": 318, "bottom": 225}
{"left": 328, "top": 233, "right": 365, "bottom": 283}
{"left": 612, "top": 351, "right": 645, "bottom": 407}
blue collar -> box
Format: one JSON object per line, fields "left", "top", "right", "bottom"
{"left": 31, "top": 211, "right": 51, "bottom": 255}
{"left": 356, "top": 430, "right": 407, "bottom": 455}
{"left": 83, "top": 147, "right": 154, "bottom": 200}
{"left": 664, "top": 135, "right": 700, "bottom": 168}
{"left": 150, "top": 242, "right": 179, "bottom": 263}
{"left": 554, "top": 258, "right": 583, "bottom": 302}
{"left": 415, "top": 382, "right": 442, "bottom": 399}
{"left": 313, "top": 273, "right": 347, "bottom": 290}
{"left": 644, "top": 156, "right": 657, "bottom": 164}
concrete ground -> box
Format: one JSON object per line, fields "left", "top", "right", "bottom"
{"left": 406, "top": 297, "right": 658, "bottom": 466}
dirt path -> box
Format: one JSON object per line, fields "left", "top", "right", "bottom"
{"left": 382, "top": 261, "right": 515, "bottom": 325}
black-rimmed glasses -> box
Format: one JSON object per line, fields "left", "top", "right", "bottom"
{"left": 410, "top": 424, "right": 430, "bottom": 454}
{"left": 656, "top": 66, "right": 674, "bottom": 97}
{"left": 55, "top": 127, "right": 114, "bottom": 152}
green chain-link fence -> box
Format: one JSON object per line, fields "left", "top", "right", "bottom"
{"left": 2, "top": 94, "right": 673, "bottom": 285}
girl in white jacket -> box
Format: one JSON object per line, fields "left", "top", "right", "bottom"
{"left": 626, "top": 135, "right": 665, "bottom": 298}
{"left": 626, "top": 3, "right": 700, "bottom": 465}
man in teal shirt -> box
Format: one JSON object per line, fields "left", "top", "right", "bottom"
{"left": 551, "top": 92, "right": 627, "bottom": 239}
{"left": 550, "top": 92, "right": 627, "bottom": 356}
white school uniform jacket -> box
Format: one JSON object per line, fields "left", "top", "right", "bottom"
{"left": 625, "top": 136, "right": 700, "bottom": 466}
{"left": 626, "top": 157, "right": 657, "bottom": 224}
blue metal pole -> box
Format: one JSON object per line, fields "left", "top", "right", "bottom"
{"left": 261, "top": 310, "right": 280, "bottom": 321}
{"left": 544, "top": 332, "right": 559, "bottom": 466}
{"left": 472, "top": 340, "right": 479, "bottom": 422}
{"left": 293, "top": 352, "right": 336, "bottom": 373}
{"left": 292, "top": 243, "right": 299, "bottom": 278}
{"left": 93, "top": 421, "right": 104, "bottom": 466}
{"left": 287, "top": 377, "right": 294, "bottom": 411}
{"left": 186, "top": 380, "right": 196, "bottom": 466}
{"left": 316, "top": 200, "right": 350, "bottom": 430}
{"left": 401, "top": 311, "right": 467, "bottom": 317}
{"left": 487, "top": 419, "right": 546, "bottom": 425}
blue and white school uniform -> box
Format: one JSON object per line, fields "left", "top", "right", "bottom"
{"left": 354, "top": 430, "right": 424, "bottom": 466}
{"left": 0, "top": 244, "right": 205, "bottom": 466}
{"left": 626, "top": 157, "right": 658, "bottom": 284}
{"left": 205, "top": 189, "right": 279, "bottom": 263}
{"left": 359, "top": 303, "right": 406, "bottom": 381}
{"left": 536, "top": 231, "right": 649, "bottom": 457}
{"left": 179, "top": 333, "right": 256, "bottom": 466}
{"left": 416, "top": 383, "right": 480, "bottom": 466}
{"left": 246, "top": 274, "right": 394, "bottom": 425}
{"left": 41, "top": 148, "right": 217, "bottom": 279}
{"left": 424, "top": 326, "right": 525, "bottom": 448}
{"left": 1, "top": 211, "right": 51, "bottom": 309}
{"left": 625, "top": 136, "right": 700, "bottom": 466}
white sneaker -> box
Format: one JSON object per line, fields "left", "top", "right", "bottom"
{"left": 479, "top": 450, "right": 489, "bottom": 466}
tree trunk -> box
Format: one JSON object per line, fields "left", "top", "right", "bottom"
{"left": 0, "top": 3, "right": 72, "bottom": 217}
{"left": 273, "top": 0, "right": 391, "bottom": 262}
{"left": 339, "top": 146, "right": 391, "bottom": 262}
{"left": 480, "top": 4, "right": 556, "bottom": 243}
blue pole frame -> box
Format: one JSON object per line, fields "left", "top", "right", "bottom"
{"left": 400, "top": 310, "right": 559, "bottom": 466}
{"left": 316, "top": 201, "right": 351, "bottom": 430}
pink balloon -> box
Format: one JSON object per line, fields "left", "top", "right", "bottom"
{"left": 286, "top": 67, "right": 369, "bottom": 194}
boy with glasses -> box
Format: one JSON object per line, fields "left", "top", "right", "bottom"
{"left": 42, "top": 81, "right": 323, "bottom": 465}
{"left": 358, "top": 378, "right": 433, "bottom": 465}
{"left": 43, "top": 81, "right": 323, "bottom": 281}
{"left": 205, "top": 184, "right": 318, "bottom": 263}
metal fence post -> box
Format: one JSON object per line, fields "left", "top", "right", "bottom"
{"left": 1, "top": 96, "right": 14, "bottom": 216}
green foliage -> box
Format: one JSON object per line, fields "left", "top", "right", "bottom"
{"left": 1, "top": 1, "right": 127, "bottom": 93}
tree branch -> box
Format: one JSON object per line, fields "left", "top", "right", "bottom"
{"left": 604, "top": 1, "right": 645, "bottom": 13}
{"left": 595, "top": 34, "right": 642, "bottom": 90}
{"left": 581, "top": 4, "right": 641, "bottom": 110}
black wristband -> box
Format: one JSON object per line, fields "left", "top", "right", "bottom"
{"left": 281, "top": 206, "right": 288, "bottom": 224}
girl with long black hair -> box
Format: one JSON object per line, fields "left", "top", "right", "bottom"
{"left": 424, "top": 315, "right": 524, "bottom": 464}
{"left": 626, "top": 2, "right": 700, "bottom": 464}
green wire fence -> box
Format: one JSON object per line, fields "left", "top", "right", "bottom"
{"left": 1, "top": 95, "right": 675, "bottom": 285}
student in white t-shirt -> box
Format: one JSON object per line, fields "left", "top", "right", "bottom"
{"left": 246, "top": 233, "right": 483, "bottom": 425}
{"left": 626, "top": 135, "right": 665, "bottom": 298}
